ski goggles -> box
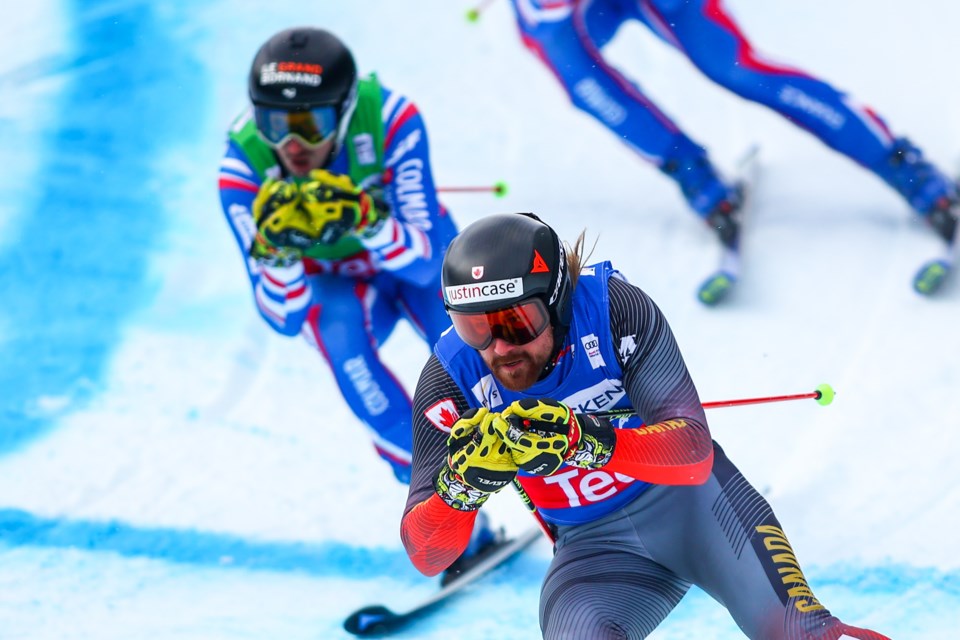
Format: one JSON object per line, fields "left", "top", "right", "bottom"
{"left": 254, "top": 105, "right": 339, "bottom": 148}
{"left": 448, "top": 298, "right": 550, "bottom": 351}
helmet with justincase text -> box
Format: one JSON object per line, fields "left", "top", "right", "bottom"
{"left": 248, "top": 27, "right": 358, "bottom": 148}
{"left": 441, "top": 213, "right": 573, "bottom": 330}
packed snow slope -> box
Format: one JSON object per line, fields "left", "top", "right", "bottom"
{"left": 1, "top": 0, "right": 958, "bottom": 638}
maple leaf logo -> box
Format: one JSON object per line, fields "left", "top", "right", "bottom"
{"left": 425, "top": 398, "right": 460, "bottom": 433}
{"left": 438, "top": 406, "right": 457, "bottom": 428}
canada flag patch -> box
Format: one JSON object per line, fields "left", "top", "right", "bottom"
{"left": 424, "top": 398, "right": 460, "bottom": 432}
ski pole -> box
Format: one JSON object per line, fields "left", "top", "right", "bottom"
{"left": 513, "top": 383, "right": 835, "bottom": 544}
{"left": 596, "top": 383, "right": 835, "bottom": 420}
{"left": 511, "top": 479, "right": 557, "bottom": 543}
{"left": 437, "top": 181, "right": 508, "bottom": 197}
{"left": 703, "top": 383, "right": 834, "bottom": 409}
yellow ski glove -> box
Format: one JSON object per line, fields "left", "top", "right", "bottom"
{"left": 435, "top": 408, "right": 518, "bottom": 511}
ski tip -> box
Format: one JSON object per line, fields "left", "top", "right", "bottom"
{"left": 814, "top": 383, "right": 835, "bottom": 406}
{"left": 697, "top": 272, "right": 736, "bottom": 306}
{"left": 343, "top": 605, "right": 400, "bottom": 637}
{"left": 913, "top": 258, "right": 951, "bottom": 295}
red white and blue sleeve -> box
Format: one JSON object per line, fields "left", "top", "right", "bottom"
{"left": 358, "top": 87, "right": 445, "bottom": 287}
{"left": 218, "top": 140, "right": 312, "bottom": 337}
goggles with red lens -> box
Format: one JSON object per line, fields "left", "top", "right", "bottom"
{"left": 449, "top": 298, "right": 550, "bottom": 350}
{"left": 254, "top": 105, "right": 339, "bottom": 148}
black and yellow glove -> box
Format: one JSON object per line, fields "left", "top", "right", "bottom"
{"left": 435, "top": 408, "right": 518, "bottom": 511}
{"left": 496, "top": 399, "right": 616, "bottom": 476}
{"left": 251, "top": 179, "right": 313, "bottom": 261}
{"left": 299, "top": 169, "right": 385, "bottom": 245}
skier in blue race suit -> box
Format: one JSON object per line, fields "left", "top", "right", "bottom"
{"left": 506, "top": 0, "right": 958, "bottom": 261}
{"left": 401, "top": 212, "right": 891, "bottom": 639}
{"left": 218, "top": 27, "right": 459, "bottom": 486}
{"left": 220, "top": 28, "right": 498, "bottom": 575}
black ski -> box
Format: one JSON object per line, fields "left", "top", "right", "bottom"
{"left": 697, "top": 145, "right": 761, "bottom": 306}
{"left": 343, "top": 527, "right": 542, "bottom": 637}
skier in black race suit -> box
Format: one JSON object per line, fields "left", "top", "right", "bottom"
{"left": 401, "top": 212, "right": 890, "bottom": 639}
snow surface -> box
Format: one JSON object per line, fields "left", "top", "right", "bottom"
{"left": 1, "top": 0, "right": 958, "bottom": 638}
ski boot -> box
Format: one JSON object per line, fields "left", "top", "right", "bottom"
{"left": 927, "top": 196, "right": 958, "bottom": 245}
{"left": 440, "top": 510, "right": 503, "bottom": 587}
{"left": 875, "top": 137, "right": 958, "bottom": 243}
{"left": 874, "top": 138, "right": 960, "bottom": 293}
{"left": 662, "top": 152, "right": 743, "bottom": 249}
{"left": 913, "top": 195, "right": 958, "bottom": 294}
{"left": 705, "top": 186, "right": 745, "bottom": 251}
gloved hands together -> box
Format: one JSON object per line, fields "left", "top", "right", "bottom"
{"left": 251, "top": 179, "right": 305, "bottom": 265}
{"left": 434, "top": 399, "right": 619, "bottom": 511}
{"left": 250, "top": 171, "right": 386, "bottom": 264}
{"left": 299, "top": 169, "right": 385, "bottom": 245}
{"left": 435, "top": 408, "right": 518, "bottom": 511}
{"left": 495, "top": 399, "right": 616, "bottom": 475}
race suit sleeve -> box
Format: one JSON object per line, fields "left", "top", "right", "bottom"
{"left": 400, "top": 355, "right": 479, "bottom": 577}
{"left": 602, "top": 275, "right": 714, "bottom": 484}
{"left": 218, "top": 139, "right": 311, "bottom": 336}
{"left": 358, "top": 87, "right": 448, "bottom": 288}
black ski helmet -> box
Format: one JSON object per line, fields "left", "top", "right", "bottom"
{"left": 442, "top": 213, "right": 573, "bottom": 330}
{"left": 248, "top": 28, "right": 358, "bottom": 135}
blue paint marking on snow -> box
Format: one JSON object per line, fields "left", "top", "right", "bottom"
{"left": 815, "top": 561, "right": 960, "bottom": 595}
{"left": 0, "top": 509, "right": 420, "bottom": 580}
{"left": 0, "top": 3, "right": 205, "bottom": 455}
{"left": 0, "top": 506, "right": 957, "bottom": 601}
